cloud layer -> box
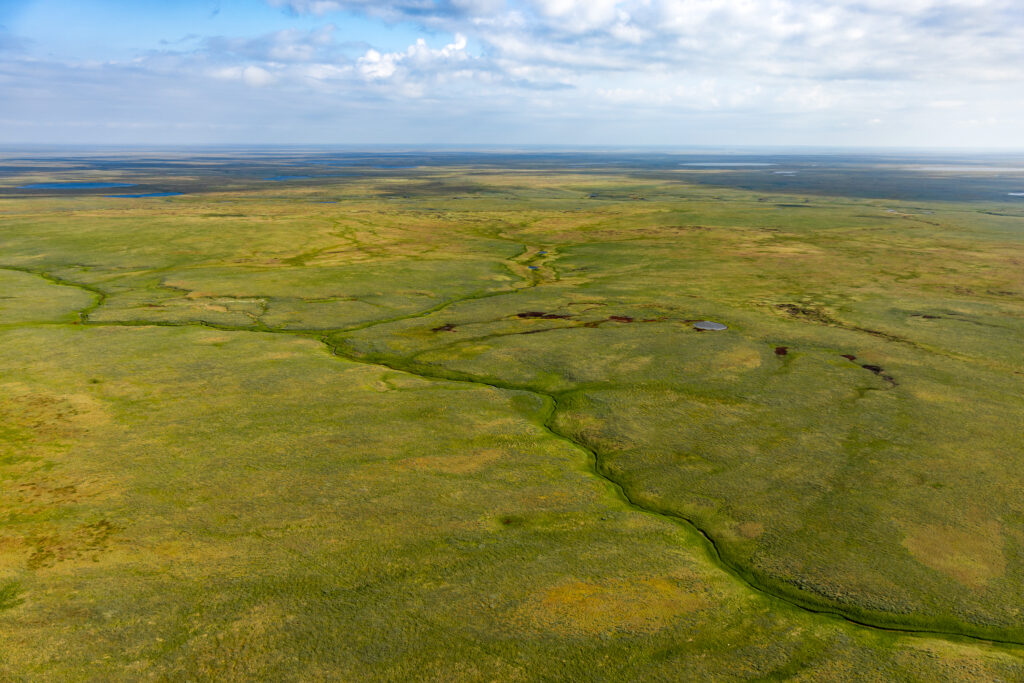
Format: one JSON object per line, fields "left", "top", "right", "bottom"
{"left": 2, "top": 0, "right": 1023, "bottom": 145}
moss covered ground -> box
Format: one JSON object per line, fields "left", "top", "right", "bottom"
{"left": 1, "top": 155, "right": 1023, "bottom": 679}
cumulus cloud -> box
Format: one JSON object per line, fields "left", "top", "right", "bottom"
{"left": 267, "top": 0, "right": 1024, "bottom": 85}
{"left": 358, "top": 33, "right": 469, "bottom": 80}
{"left": 354, "top": 33, "right": 483, "bottom": 100}
{"left": 2, "top": 0, "right": 1023, "bottom": 145}
{"left": 142, "top": 0, "right": 1024, "bottom": 140}
{"left": 358, "top": 48, "right": 399, "bottom": 79}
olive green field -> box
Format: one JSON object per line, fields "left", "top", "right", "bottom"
{"left": 1, "top": 153, "right": 1023, "bottom": 680}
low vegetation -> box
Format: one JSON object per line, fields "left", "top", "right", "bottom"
{"left": 1, "top": 156, "right": 1023, "bottom": 679}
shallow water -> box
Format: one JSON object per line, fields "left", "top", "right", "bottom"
{"left": 908, "top": 165, "right": 1024, "bottom": 173}
{"left": 693, "top": 321, "right": 728, "bottom": 331}
{"left": 19, "top": 182, "right": 137, "bottom": 189}
{"left": 680, "top": 163, "right": 775, "bottom": 167}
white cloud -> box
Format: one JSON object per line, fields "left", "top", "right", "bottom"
{"left": 3, "top": 0, "right": 1024, "bottom": 145}
{"left": 357, "top": 33, "right": 469, "bottom": 82}
{"left": 211, "top": 65, "right": 277, "bottom": 86}
{"left": 357, "top": 49, "right": 399, "bottom": 79}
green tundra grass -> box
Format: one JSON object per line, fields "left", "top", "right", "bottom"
{"left": 1, "top": 159, "right": 1023, "bottom": 680}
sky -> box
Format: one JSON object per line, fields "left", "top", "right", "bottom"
{"left": 1, "top": 0, "right": 1023, "bottom": 147}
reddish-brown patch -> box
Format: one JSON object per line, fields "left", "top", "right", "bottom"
{"left": 841, "top": 354, "right": 857, "bottom": 361}
{"left": 774, "top": 346, "right": 788, "bottom": 356}
{"left": 431, "top": 323, "right": 457, "bottom": 332}
{"left": 609, "top": 315, "right": 634, "bottom": 322}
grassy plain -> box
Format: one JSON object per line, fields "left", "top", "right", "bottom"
{"left": 1, "top": 154, "right": 1023, "bottom": 679}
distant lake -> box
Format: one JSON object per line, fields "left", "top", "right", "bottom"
{"left": 1009, "top": 193, "right": 1024, "bottom": 197}
{"left": 105, "top": 192, "right": 184, "bottom": 198}
{"left": 265, "top": 175, "right": 313, "bottom": 181}
{"left": 19, "top": 182, "right": 138, "bottom": 189}
{"left": 680, "top": 163, "right": 776, "bottom": 167}
{"left": 908, "top": 166, "right": 1024, "bottom": 173}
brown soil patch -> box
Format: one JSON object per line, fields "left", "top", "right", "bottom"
{"left": 196, "top": 334, "right": 234, "bottom": 344}
{"left": 737, "top": 521, "right": 765, "bottom": 539}
{"left": 400, "top": 448, "right": 502, "bottom": 475}
{"left": 901, "top": 519, "right": 1006, "bottom": 588}
{"left": 0, "top": 385, "right": 110, "bottom": 441}
{"left": 776, "top": 303, "right": 837, "bottom": 324}
{"left": 713, "top": 347, "right": 762, "bottom": 371}
{"left": 524, "top": 576, "right": 705, "bottom": 635}
{"left": 26, "top": 519, "right": 120, "bottom": 570}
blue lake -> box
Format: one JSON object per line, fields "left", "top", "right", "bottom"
{"left": 680, "top": 163, "right": 776, "bottom": 167}
{"left": 105, "top": 192, "right": 184, "bottom": 198}
{"left": 19, "top": 182, "right": 138, "bottom": 189}
{"left": 265, "top": 175, "right": 313, "bottom": 181}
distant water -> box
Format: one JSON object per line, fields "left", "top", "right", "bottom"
{"left": 105, "top": 192, "right": 184, "bottom": 198}
{"left": 680, "top": 163, "right": 776, "bottom": 167}
{"left": 19, "top": 182, "right": 137, "bottom": 189}
{"left": 265, "top": 175, "right": 313, "bottom": 181}
{"left": 909, "top": 166, "right": 1024, "bottom": 173}
{"left": 1009, "top": 193, "right": 1024, "bottom": 197}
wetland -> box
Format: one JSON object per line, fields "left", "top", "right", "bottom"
{"left": 1, "top": 148, "right": 1023, "bottom": 680}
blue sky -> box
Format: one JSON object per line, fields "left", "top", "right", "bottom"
{"left": 2, "top": 0, "right": 1023, "bottom": 146}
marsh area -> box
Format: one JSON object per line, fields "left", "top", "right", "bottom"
{"left": 1, "top": 148, "right": 1023, "bottom": 680}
